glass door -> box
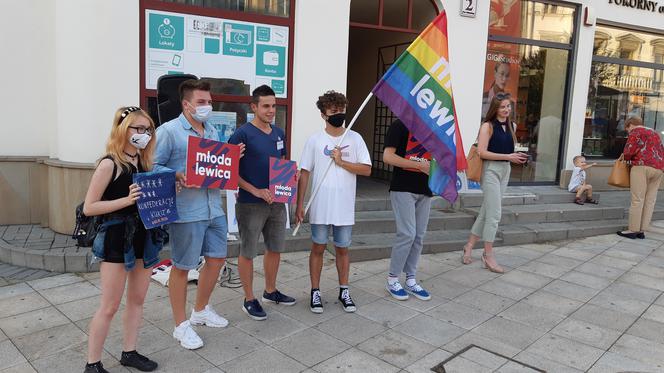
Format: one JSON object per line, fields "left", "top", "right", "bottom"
{"left": 483, "top": 0, "right": 578, "bottom": 184}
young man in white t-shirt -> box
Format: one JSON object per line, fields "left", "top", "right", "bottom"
{"left": 295, "top": 91, "right": 372, "bottom": 314}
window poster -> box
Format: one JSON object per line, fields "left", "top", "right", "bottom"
{"left": 146, "top": 9, "right": 289, "bottom": 98}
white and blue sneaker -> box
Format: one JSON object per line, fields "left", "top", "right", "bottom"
{"left": 386, "top": 280, "right": 409, "bottom": 300}
{"left": 405, "top": 282, "right": 431, "bottom": 301}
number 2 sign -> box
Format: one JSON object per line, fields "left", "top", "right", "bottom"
{"left": 460, "top": 0, "right": 477, "bottom": 17}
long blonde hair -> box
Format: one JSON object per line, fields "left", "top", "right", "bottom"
{"left": 102, "top": 106, "right": 156, "bottom": 172}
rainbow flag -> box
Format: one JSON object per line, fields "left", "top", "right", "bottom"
{"left": 372, "top": 10, "right": 465, "bottom": 203}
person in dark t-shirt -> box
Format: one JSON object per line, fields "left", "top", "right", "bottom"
{"left": 382, "top": 119, "right": 432, "bottom": 302}
{"left": 228, "top": 85, "right": 295, "bottom": 321}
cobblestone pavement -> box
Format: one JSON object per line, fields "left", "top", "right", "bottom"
{"left": 0, "top": 263, "right": 58, "bottom": 287}
{"left": 1, "top": 233, "right": 664, "bottom": 372}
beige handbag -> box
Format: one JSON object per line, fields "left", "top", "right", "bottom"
{"left": 466, "top": 124, "right": 493, "bottom": 182}
{"left": 466, "top": 144, "right": 483, "bottom": 182}
{"left": 608, "top": 154, "right": 631, "bottom": 188}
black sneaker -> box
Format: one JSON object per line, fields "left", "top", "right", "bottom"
{"left": 338, "top": 288, "right": 357, "bottom": 313}
{"left": 310, "top": 289, "right": 323, "bottom": 314}
{"left": 243, "top": 298, "right": 267, "bottom": 320}
{"left": 84, "top": 362, "right": 109, "bottom": 373}
{"left": 262, "top": 289, "right": 296, "bottom": 306}
{"left": 120, "top": 351, "right": 158, "bottom": 372}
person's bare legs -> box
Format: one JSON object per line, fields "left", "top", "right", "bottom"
{"left": 122, "top": 260, "right": 151, "bottom": 352}
{"left": 168, "top": 267, "right": 189, "bottom": 326}
{"left": 87, "top": 262, "right": 127, "bottom": 363}
{"left": 264, "top": 249, "right": 280, "bottom": 293}
{"left": 309, "top": 243, "right": 326, "bottom": 289}
{"left": 238, "top": 255, "right": 255, "bottom": 300}
{"left": 335, "top": 247, "right": 350, "bottom": 286}
{"left": 194, "top": 257, "right": 225, "bottom": 311}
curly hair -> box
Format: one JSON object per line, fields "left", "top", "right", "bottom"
{"left": 316, "top": 91, "right": 348, "bottom": 113}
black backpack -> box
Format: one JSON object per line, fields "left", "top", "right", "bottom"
{"left": 72, "top": 202, "right": 102, "bottom": 247}
{"left": 73, "top": 157, "right": 118, "bottom": 247}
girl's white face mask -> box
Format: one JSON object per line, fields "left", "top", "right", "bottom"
{"left": 129, "top": 133, "right": 151, "bottom": 149}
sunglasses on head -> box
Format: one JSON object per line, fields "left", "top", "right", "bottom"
{"left": 495, "top": 93, "right": 511, "bottom": 100}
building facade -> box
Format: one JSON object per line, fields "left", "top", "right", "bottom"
{"left": 1, "top": 0, "right": 663, "bottom": 232}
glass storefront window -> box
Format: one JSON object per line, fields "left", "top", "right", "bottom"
{"left": 483, "top": 42, "right": 571, "bottom": 183}
{"left": 584, "top": 62, "right": 664, "bottom": 158}
{"left": 584, "top": 24, "right": 664, "bottom": 159}
{"left": 489, "top": 0, "right": 575, "bottom": 44}
{"left": 157, "top": 0, "right": 290, "bottom": 17}
{"left": 594, "top": 25, "right": 664, "bottom": 65}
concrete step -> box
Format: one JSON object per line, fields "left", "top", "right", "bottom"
{"left": 328, "top": 196, "right": 450, "bottom": 213}
{"left": 463, "top": 203, "right": 625, "bottom": 225}
{"left": 500, "top": 218, "right": 626, "bottom": 245}
{"left": 459, "top": 191, "right": 601, "bottom": 208}
{"left": 352, "top": 210, "right": 476, "bottom": 234}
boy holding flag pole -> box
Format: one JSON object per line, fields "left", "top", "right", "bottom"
{"left": 295, "top": 9, "right": 465, "bottom": 300}
{"left": 295, "top": 91, "right": 371, "bottom": 314}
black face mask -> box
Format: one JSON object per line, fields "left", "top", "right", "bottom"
{"left": 327, "top": 113, "right": 346, "bottom": 127}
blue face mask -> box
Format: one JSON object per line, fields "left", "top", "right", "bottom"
{"left": 189, "top": 104, "right": 212, "bottom": 122}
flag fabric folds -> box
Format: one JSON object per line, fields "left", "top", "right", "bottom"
{"left": 371, "top": 10, "right": 465, "bottom": 203}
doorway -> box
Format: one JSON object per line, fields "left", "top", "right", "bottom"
{"left": 346, "top": 0, "right": 439, "bottom": 179}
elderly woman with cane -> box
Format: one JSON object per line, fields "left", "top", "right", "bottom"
{"left": 617, "top": 116, "right": 664, "bottom": 239}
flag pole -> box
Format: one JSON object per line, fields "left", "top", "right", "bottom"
{"left": 292, "top": 91, "right": 374, "bottom": 236}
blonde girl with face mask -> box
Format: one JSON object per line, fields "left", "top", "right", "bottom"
{"left": 82, "top": 107, "right": 162, "bottom": 373}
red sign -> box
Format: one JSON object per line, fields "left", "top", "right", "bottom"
{"left": 404, "top": 133, "right": 431, "bottom": 173}
{"left": 269, "top": 157, "right": 297, "bottom": 204}
{"left": 185, "top": 136, "right": 240, "bottom": 190}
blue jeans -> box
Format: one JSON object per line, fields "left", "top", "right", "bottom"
{"left": 310, "top": 224, "right": 353, "bottom": 248}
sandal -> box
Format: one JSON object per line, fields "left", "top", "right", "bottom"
{"left": 481, "top": 252, "right": 504, "bottom": 274}
{"left": 585, "top": 197, "right": 599, "bottom": 204}
{"left": 461, "top": 244, "right": 473, "bottom": 265}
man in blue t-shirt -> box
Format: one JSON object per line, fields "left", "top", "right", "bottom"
{"left": 228, "top": 85, "right": 295, "bottom": 320}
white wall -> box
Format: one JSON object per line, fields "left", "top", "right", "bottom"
{"left": 54, "top": 0, "right": 140, "bottom": 163}
{"left": 0, "top": 1, "right": 139, "bottom": 163}
{"left": 0, "top": 1, "right": 55, "bottom": 157}
{"left": 289, "top": 0, "right": 351, "bottom": 163}
{"left": 436, "top": 0, "right": 492, "bottom": 156}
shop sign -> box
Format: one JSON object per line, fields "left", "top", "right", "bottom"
{"left": 607, "top": 0, "right": 664, "bottom": 14}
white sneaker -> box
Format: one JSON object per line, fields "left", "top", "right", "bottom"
{"left": 173, "top": 320, "right": 204, "bottom": 350}
{"left": 190, "top": 305, "right": 229, "bottom": 328}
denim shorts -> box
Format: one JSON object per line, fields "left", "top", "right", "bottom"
{"left": 310, "top": 224, "right": 353, "bottom": 248}
{"left": 169, "top": 215, "right": 228, "bottom": 270}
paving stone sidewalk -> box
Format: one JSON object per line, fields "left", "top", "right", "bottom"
{"left": 1, "top": 232, "right": 664, "bottom": 372}
{"left": 0, "top": 263, "right": 58, "bottom": 287}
